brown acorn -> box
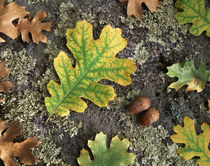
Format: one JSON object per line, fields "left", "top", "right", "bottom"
{"left": 139, "top": 107, "right": 159, "bottom": 126}
{"left": 127, "top": 96, "right": 151, "bottom": 114}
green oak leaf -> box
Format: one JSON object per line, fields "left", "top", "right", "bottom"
{"left": 166, "top": 61, "right": 210, "bottom": 93}
{"left": 170, "top": 116, "right": 210, "bottom": 166}
{"left": 44, "top": 20, "right": 136, "bottom": 119}
{"left": 77, "top": 132, "right": 136, "bottom": 166}
{"left": 175, "top": 0, "right": 210, "bottom": 37}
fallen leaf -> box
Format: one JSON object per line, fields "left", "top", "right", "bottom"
{"left": 170, "top": 116, "right": 210, "bottom": 166}
{"left": 207, "top": 99, "right": 210, "bottom": 114}
{"left": 175, "top": 0, "right": 210, "bottom": 37}
{"left": 45, "top": 20, "right": 136, "bottom": 119}
{"left": 77, "top": 132, "right": 136, "bottom": 166}
{"left": 119, "top": 0, "right": 162, "bottom": 21}
{"left": 0, "top": 119, "right": 40, "bottom": 166}
{"left": 0, "top": 61, "right": 13, "bottom": 102}
{"left": 167, "top": 61, "right": 210, "bottom": 93}
{"left": 0, "top": 0, "right": 29, "bottom": 42}
{"left": 17, "top": 10, "right": 52, "bottom": 44}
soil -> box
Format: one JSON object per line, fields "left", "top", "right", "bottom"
{"left": 0, "top": 0, "right": 209, "bottom": 166}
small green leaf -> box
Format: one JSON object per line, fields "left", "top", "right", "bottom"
{"left": 170, "top": 116, "right": 210, "bottom": 166}
{"left": 77, "top": 132, "right": 136, "bottom": 166}
{"left": 166, "top": 61, "right": 210, "bottom": 93}
{"left": 44, "top": 20, "right": 136, "bottom": 118}
{"left": 175, "top": 0, "right": 210, "bottom": 37}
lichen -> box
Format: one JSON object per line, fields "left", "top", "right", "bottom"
{"left": 121, "top": 0, "right": 190, "bottom": 62}
{"left": 111, "top": 90, "right": 195, "bottom": 166}
{"left": 0, "top": 48, "right": 36, "bottom": 85}
{"left": 109, "top": 89, "right": 140, "bottom": 110}
{"left": 54, "top": 2, "right": 94, "bottom": 37}
{"left": 134, "top": 41, "right": 150, "bottom": 65}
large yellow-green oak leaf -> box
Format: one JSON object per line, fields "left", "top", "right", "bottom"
{"left": 167, "top": 61, "right": 210, "bottom": 93}
{"left": 175, "top": 0, "right": 210, "bottom": 37}
{"left": 45, "top": 20, "right": 137, "bottom": 118}
{"left": 170, "top": 117, "right": 210, "bottom": 166}
{"left": 77, "top": 132, "right": 136, "bottom": 166}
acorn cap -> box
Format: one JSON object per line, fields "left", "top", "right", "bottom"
{"left": 139, "top": 107, "right": 159, "bottom": 126}
{"left": 127, "top": 96, "right": 151, "bottom": 114}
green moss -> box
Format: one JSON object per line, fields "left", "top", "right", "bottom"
{"left": 54, "top": 2, "right": 94, "bottom": 37}
{"left": 0, "top": 48, "right": 36, "bottom": 85}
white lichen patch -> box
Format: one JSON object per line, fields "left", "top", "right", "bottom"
{"left": 111, "top": 90, "right": 195, "bottom": 166}
{"left": 134, "top": 41, "right": 150, "bottom": 65}
{"left": 0, "top": 48, "right": 36, "bottom": 85}
{"left": 54, "top": 2, "right": 94, "bottom": 37}
{"left": 109, "top": 89, "right": 141, "bottom": 110}
{"left": 121, "top": 0, "right": 189, "bottom": 62}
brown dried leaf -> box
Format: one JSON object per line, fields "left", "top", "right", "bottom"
{"left": 0, "top": 62, "right": 13, "bottom": 102}
{"left": 17, "top": 10, "right": 52, "bottom": 44}
{"left": 0, "top": 119, "right": 40, "bottom": 166}
{"left": 119, "top": 0, "right": 162, "bottom": 21}
{"left": 207, "top": 99, "right": 210, "bottom": 114}
{"left": 0, "top": 0, "right": 29, "bottom": 42}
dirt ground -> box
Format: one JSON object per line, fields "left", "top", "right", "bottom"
{"left": 0, "top": 0, "right": 209, "bottom": 166}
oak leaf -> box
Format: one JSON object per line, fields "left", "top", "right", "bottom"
{"left": 207, "top": 99, "right": 210, "bottom": 114}
{"left": 0, "top": 0, "right": 29, "bottom": 42}
{"left": 17, "top": 10, "right": 52, "bottom": 44}
{"left": 0, "top": 119, "right": 40, "bottom": 166}
{"left": 119, "top": 0, "right": 162, "bottom": 21}
{"left": 45, "top": 20, "right": 136, "bottom": 119}
{"left": 175, "top": 0, "right": 210, "bottom": 37}
{"left": 0, "top": 62, "right": 13, "bottom": 102}
{"left": 77, "top": 132, "right": 136, "bottom": 166}
{"left": 170, "top": 116, "right": 210, "bottom": 166}
{"left": 167, "top": 61, "right": 210, "bottom": 93}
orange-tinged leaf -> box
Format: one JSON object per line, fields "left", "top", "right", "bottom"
{"left": 170, "top": 116, "right": 210, "bottom": 166}
{"left": 17, "top": 10, "right": 52, "bottom": 44}
{"left": 119, "top": 0, "right": 162, "bottom": 21}
{"left": 0, "top": 0, "right": 29, "bottom": 42}
{"left": 0, "top": 61, "right": 13, "bottom": 102}
{"left": 45, "top": 20, "right": 137, "bottom": 119}
{"left": 207, "top": 100, "right": 210, "bottom": 114}
{"left": 0, "top": 119, "right": 40, "bottom": 166}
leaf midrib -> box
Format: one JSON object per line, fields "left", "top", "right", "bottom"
{"left": 51, "top": 27, "right": 110, "bottom": 115}
{"left": 181, "top": 0, "right": 210, "bottom": 26}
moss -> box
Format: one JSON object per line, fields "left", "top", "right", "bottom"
{"left": 0, "top": 48, "right": 36, "bottom": 85}
{"left": 54, "top": 2, "right": 94, "bottom": 37}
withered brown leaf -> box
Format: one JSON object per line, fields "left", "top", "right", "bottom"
{"left": 0, "top": 62, "right": 13, "bottom": 102}
{"left": 207, "top": 99, "right": 210, "bottom": 114}
{"left": 119, "top": 0, "right": 162, "bottom": 21}
{"left": 0, "top": 0, "right": 29, "bottom": 42}
{"left": 0, "top": 119, "right": 40, "bottom": 166}
{"left": 17, "top": 10, "right": 52, "bottom": 44}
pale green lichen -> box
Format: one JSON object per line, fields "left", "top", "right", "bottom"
{"left": 109, "top": 89, "right": 140, "bottom": 110}
{"left": 111, "top": 90, "right": 195, "bottom": 166}
{"left": 134, "top": 41, "right": 150, "bottom": 65}
{"left": 119, "top": 115, "right": 196, "bottom": 166}
{"left": 121, "top": 0, "right": 189, "bottom": 58}
{"left": 54, "top": 2, "right": 94, "bottom": 37}
{"left": 0, "top": 48, "right": 36, "bottom": 85}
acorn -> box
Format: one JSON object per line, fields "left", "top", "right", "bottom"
{"left": 127, "top": 96, "right": 151, "bottom": 114}
{"left": 138, "top": 107, "right": 159, "bottom": 126}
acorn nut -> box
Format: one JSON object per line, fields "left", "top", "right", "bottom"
{"left": 139, "top": 107, "right": 159, "bottom": 126}
{"left": 127, "top": 96, "right": 151, "bottom": 114}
